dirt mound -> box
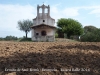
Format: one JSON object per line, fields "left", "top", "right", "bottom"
{"left": 0, "top": 41, "right": 100, "bottom": 75}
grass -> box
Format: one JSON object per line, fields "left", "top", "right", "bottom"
{"left": 0, "top": 38, "right": 79, "bottom": 42}
{"left": 55, "top": 38, "right": 79, "bottom": 42}
{"left": 18, "top": 38, "right": 32, "bottom": 42}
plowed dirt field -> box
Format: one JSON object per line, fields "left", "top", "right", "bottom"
{"left": 0, "top": 41, "right": 100, "bottom": 75}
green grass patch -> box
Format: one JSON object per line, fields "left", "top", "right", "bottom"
{"left": 18, "top": 38, "right": 32, "bottom": 42}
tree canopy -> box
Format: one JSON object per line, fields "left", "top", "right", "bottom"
{"left": 84, "top": 25, "right": 97, "bottom": 33}
{"left": 0, "top": 36, "right": 18, "bottom": 41}
{"left": 18, "top": 19, "right": 33, "bottom": 38}
{"left": 57, "top": 18, "right": 83, "bottom": 38}
{"left": 80, "top": 25, "right": 100, "bottom": 42}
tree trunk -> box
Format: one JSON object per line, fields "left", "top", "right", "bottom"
{"left": 25, "top": 31, "right": 28, "bottom": 38}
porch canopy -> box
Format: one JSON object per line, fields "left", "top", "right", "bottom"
{"left": 31, "top": 24, "right": 56, "bottom": 29}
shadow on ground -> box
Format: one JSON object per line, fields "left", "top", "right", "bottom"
{"left": 47, "top": 44, "right": 100, "bottom": 51}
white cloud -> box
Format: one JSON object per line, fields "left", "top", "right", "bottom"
{"left": 50, "top": 5, "right": 80, "bottom": 24}
{"left": 62, "top": 8, "right": 79, "bottom": 17}
{"left": 89, "top": 8, "right": 100, "bottom": 17}
{"left": 61, "top": 5, "right": 100, "bottom": 16}
{"left": 51, "top": 5, "right": 100, "bottom": 28}
{"left": 89, "top": 9, "right": 100, "bottom": 14}
{"left": 86, "top": 6, "right": 100, "bottom": 17}
{"left": 79, "top": 5, "right": 100, "bottom": 16}
{"left": 51, "top": 5, "right": 62, "bottom": 22}
{"left": 0, "top": 4, "right": 36, "bottom": 37}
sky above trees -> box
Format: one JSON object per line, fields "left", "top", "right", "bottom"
{"left": 0, "top": 0, "right": 100, "bottom": 37}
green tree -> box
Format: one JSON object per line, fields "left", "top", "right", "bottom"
{"left": 84, "top": 25, "right": 97, "bottom": 33}
{"left": 80, "top": 32, "right": 96, "bottom": 42}
{"left": 4, "top": 36, "right": 18, "bottom": 41}
{"left": 81, "top": 26, "right": 100, "bottom": 42}
{"left": 18, "top": 19, "right": 33, "bottom": 38}
{"left": 57, "top": 18, "right": 83, "bottom": 39}
{"left": 0, "top": 37, "right": 4, "bottom": 41}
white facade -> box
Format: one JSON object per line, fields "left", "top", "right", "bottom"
{"left": 33, "top": 13, "right": 55, "bottom": 26}
{"left": 31, "top": 4, "right": 56, "bottom": 42}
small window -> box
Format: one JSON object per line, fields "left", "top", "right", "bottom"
{"left": 43, "top": 20, "right": 45, "bottom": 22}
{"left": 36, "top": 33, "right": 39, "bottom": 36}
{"left": 41, "top": 30, "right": 46, "bottom": 36}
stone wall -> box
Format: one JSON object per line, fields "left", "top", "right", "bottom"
{"left": 32, "top": 36, "right": 54, "bottom": 42}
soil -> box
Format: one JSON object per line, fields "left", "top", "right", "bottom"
{"left": 0, "top": 41, "right": 100, "bottom": 75}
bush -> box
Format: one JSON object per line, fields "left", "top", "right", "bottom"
{"left": 81, "top": 32, "right": 95, "bottom": 42}
{"left": 80, "top": 26, "right": 100, "bottom": 42}
{"left": 80, "top": 30, "right": 100, "bottom": 42}
{"left": 4, "top": 36, "right": 18, "bottom": 41}
{"left": 55, "top": 33, "right": 58, "bottom": 38}
{"left": 18, "top": 38, "right": 32, "bottom": 42}
{"left": 0, "top": 36, "right": 18, "bottom": 41}
{"left": 0, "top": 37, "right": 4, "bottom": 41}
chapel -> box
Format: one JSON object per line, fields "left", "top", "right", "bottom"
{"left": 31, "top": 4, "right": 56, "bottom": 41}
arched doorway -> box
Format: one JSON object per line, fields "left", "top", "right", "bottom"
{"left": 41, "top": 30, "right": 46, "bottom": 36}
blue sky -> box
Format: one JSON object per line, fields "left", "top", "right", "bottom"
{"left": 0, "top": 0, "right": 100, "bottom": 37}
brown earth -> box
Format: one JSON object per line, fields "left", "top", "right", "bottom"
{"left": 0, "top": 41, "right": 100, "bottom": 75}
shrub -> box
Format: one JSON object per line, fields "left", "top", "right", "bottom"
{"left": 18, "top": 38, "right": 32, "bottom": 42}
{"left": 80, "top": 26, "right": 100, "bottom": 42}
{"left": 80, "top": 30, "right": 100, "bottom": 42}
{"left": 0, "top": 37, "right": 4, "bottom": 41}
{"left": 55, "top": 33, "right": 58, "bottom": 38}
{"left": 4, "top": 36, "right": 18, "bottom": 41}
